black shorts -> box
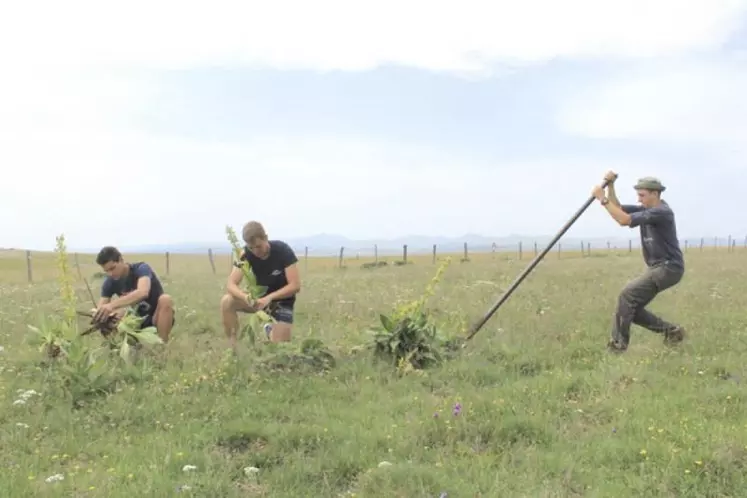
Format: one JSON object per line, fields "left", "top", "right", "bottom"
{"left": 268, "top": 301, "right": 294, "bottom": 324}
{"left": 140, "top": 312, "right": 176, "bottom": 329}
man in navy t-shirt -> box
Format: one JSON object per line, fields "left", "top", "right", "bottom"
{"left": 94, "top": 246, "right": 175, "bottom": 343}
{"left": 592, "top": 171, "right": 686, "bottom": 353}
{"left": 220, "top": 221, "right": 301, "bottom": 349}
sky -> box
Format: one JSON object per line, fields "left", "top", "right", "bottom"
{"left": 1, "top": 0, "right": 746, "bottom": 251}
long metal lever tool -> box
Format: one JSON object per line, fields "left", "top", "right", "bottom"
{"left": 464, "top": 177, "right": 614, "bottom": 342}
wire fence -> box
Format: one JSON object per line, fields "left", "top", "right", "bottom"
{"left": 5, "top": 235, "right": 745, "bottom": 284}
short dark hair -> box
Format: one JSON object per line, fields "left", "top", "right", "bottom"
{"left": 96, "top": 246, "right": 123, "bottom": 266}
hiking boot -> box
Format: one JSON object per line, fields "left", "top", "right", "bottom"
{"left": 607, "top": 338, "right": 627, "bottom": 353}
{"left": 664, "top": 326, "right": 685, "bottom": 346}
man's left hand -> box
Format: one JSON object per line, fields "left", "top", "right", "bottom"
{"left": 254, "top": 296, "right": 272, "bottom": 311}
{"left": 591, "top": 185, "right": 605, "bottom": 201}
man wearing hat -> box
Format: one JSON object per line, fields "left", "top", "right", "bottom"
{"left": 591, "top": 171, "right": 686, "bottom": 352}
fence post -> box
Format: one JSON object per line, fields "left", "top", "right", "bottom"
{"left": 338, "top": 246, "right": 344, "bottom": 268}
{"left": 402, "top": 244, "right": 408, "bottom": 263}
{"left": 207, "top": 249, "right": 216, "bottom": 274}
{"left": 26, "top": 250, "right": 32, "bottom": 283}
{"left": 432, "top": 244, "right": 436, "bottom": 264}
{"left": 463, "top": 242, "right": 468, "bottom": 261}
{"left": 518, "top": 241, "right": 522, "bottom": 260}
{"left": 374, "top": 244, "right": 378, "bottom": 263}
{"left": 166, "top": 252, "right": 170, "bottom": 275}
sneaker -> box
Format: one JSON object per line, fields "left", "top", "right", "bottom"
{"left": 263, "top": 323, "right": 273, "bottom": 339}
{"left": 664, "top": 326, "right": 685, "bottom": 346}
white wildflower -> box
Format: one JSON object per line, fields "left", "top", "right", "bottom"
{"left": 45, "top": 473, "right": 64, "bottom": 483}
{"left": 182, "top": 464, "right": 197, "bottom": 472}
{"left": 378, "top": 461, "right": 393, "bottom": 468}
{"left": 16, "top": 422, "right": 29, "bottom": 428}
{"left": 243, "top": 466, "right": 260, "bottom": 476}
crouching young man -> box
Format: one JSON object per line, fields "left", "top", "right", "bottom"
{"left": 220, "top": 221, "right": 301, "bottom": 350}
{"left": 93, "top": 246, "right": 175, "bottom": 343}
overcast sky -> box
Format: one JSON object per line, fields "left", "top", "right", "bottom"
{"left": 1, "top": 0, "right": 746, "bottom": 251}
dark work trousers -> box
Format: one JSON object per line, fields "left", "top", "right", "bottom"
{"left": 611, "top": 262, "right": 684, "bottom": 348}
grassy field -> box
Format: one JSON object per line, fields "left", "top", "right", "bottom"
{"left": 1, "top": 245, "right": 746, "bottom": 497}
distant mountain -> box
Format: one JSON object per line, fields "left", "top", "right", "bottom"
{"left": 79, "top": 233, "right": 737, "bottom": 256}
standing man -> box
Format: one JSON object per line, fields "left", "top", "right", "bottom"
{"left": 220, "top": 221, "right": 301, "bottom": 349}
{"left": 94, "top": 246, "right": 175, "bottom": 343}
{"left": 592, "top": 171, "right": 686, "bottom": 352}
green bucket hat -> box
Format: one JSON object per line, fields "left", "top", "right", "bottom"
{"left": 634, "top": 176, "right": 666, "bottom": 192}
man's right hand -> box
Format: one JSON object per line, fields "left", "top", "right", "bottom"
{"left": 243, "top": 293, "right": 257, "bottom": 311}
{"left": 604, "top": 170, "right": 618, "bottom": 184}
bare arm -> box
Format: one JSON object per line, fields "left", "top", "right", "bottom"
{"left": 602, "top": 201, "right": 633, "bottom": 226}
{"left": 606, "top": 182, "right": 621, "bottom": 207}
{"left": 226, "top": 267, "right": 247, "bottom": 301}
{"left": 109, "top": 276, "right": 151, "bottom": 310}
{"left": 266, "top": 263, "right": 301, "bottom": 302}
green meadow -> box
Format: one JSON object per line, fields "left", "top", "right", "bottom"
{"left": 1, "top": 243, "right": 745, "bottom": 497}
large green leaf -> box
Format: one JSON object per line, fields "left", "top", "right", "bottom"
{"left": 379, "top": 314, "right": 395, "bottom": 332}
{"left": 129, "top": 328, "right": 164, "bottom": 345}
{"left": 119, "top": 340, "right": 131, "bottom": 363}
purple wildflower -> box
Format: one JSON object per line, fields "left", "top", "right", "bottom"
{"left": 452, "top": 403, "right": 461, "bottom": 416}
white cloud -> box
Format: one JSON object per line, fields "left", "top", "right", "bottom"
{"left": 556, "top": 58, "right": 747, "bottom": 142}
{"left": 1, "top": 0, "right": 746, "bottom": 249}
{"left": 554, "top": 55, "right": 747, "bottom": 175}
{"left": 0, "top": 120, "right": 680, "bottom": 250}
{"left": 1, "top": 0, "right": 744, "bottom": 74}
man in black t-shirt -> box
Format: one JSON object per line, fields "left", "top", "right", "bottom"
{"left": 220, "top": 221, "right": 301, "bottom": 349}
{"left": 94, "top": 246, "right": 175, "bottom": 343}
{"left": 592, "top": 171, "right": 686, "bottom": 353}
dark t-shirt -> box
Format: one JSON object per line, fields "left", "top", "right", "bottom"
{"left": 622, "top": 200, "right": 684, "bottom": 269}
{"left": 101, "top": 262, "right": 164, "bottom": 317}
{"left": 240, "top": 240, "right": 299, "bottom": 306}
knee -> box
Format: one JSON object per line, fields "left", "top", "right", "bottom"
{"left": 220, "top": 293, "right": 235, "bottom": 313}
{"left": 617, "top": 287, "right": 638, "bottom": 310}
{"left": 158, "top": 294, "right": 174, "bottom": 310}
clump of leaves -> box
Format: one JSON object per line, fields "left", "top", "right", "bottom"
{"left": 57, "top": 337, "right": 116, "bottom": 407}
{"left": 101, "top": 309, "right": 163, "bottom": 364}
{"left": 28, "top": 314, "right": 75, "bottom": 359}
{"left": 256, "top": 338, "right": 336, "bottom": 373}
{"left": 367, "top": 257, "right": 454, "bottom": 373}
{"left": 226, "top": 225, "right": 275, "bottom": 335}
